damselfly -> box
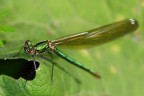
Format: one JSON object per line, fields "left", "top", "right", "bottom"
{"left": 17, "top": 18, "right": 139, "bottom": 80}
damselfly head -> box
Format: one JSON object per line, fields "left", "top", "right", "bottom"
{"left": 24, "top": 40, "right": 36, "bottom": 55}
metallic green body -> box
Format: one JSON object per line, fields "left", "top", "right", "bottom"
{"left": 23, "top": 18, "right": 139, "bottom": 79}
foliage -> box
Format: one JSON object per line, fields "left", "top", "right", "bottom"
{"left": 0, "top": 0, "right": 144, "bottom": 96}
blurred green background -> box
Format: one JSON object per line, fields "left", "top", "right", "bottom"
{"left": 0, "top": 0, "right": 144, "bottom": 96}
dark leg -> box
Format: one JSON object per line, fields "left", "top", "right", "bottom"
{"left": 13, "top": 45, "right": 24, "bottom": 57}
{"left": 47, "top": 51, "right": 55, "bottom": 83}
{"left": 38, "top": 55, "right": 81, "bottom": 84}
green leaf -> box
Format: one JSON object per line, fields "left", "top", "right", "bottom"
{"left": 0, "top": 0, "right": 144, "bottom": 96}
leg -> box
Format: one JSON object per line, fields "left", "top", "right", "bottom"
{"left": 38, "top": 55, "right": 81, "bottom": 84}
{"left": 13, "top": 45, "right": 24, "bottom": 57}
{"left": 47, "top": 51, "right": 55, "bottom": 83}
{"left": 32, "top": 55, "right": 37, "bottom": 71}
{"left": 25, "top": 55, "right": 37, "bottom": 81}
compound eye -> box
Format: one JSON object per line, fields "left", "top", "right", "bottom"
{"left": 25, "top": 40, "right": 32, "bottom": 45}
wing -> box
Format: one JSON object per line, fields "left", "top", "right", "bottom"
{"left": 52, "top": 19, "right": 138, "bottom": 48}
